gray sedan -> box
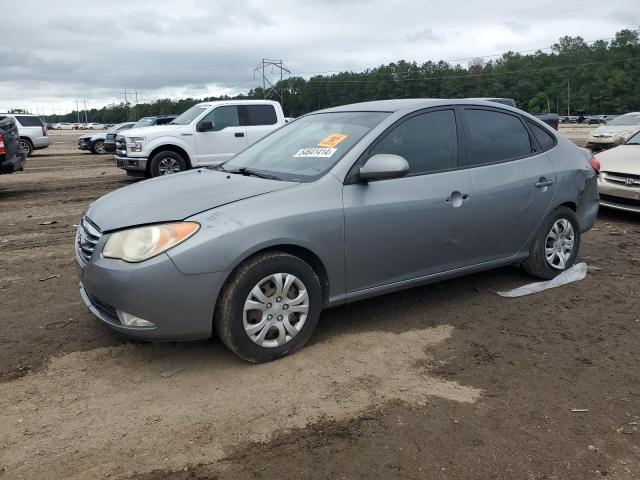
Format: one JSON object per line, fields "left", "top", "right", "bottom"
{"left": 76, "top": 99, "right": 599, "bottom": 362}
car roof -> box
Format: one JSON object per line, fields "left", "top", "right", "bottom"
{"left": 313, "top": 98, "right": 521, "bottom": 114}
{"left": 194, "top": 99, "right": 280, "bottom": 108}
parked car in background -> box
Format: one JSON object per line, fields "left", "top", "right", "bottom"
{"left": 473, "top": 98, "right": 559, "bottom": 130}
{"left": 52, "top": 122, "right": 74, "bottom": 130}
{"left": 0, "top": 117, "right": 26, "bottom": 174}
{"left": 587, "top": 112, "right": 640, "bottom": 151}
{"left": 84, "top": 122, "right": 105, "bottom": 130}
{"left": 0, "top": 113, "right": 49, "bottom": 156}
{"left": 104, "top": 118, "right": 172, "bottom": 154}
{"left": 80, "top": 122, "right": 136, "bottom": 154}
{"left": 78, "top": 99, "right": 598, "bottom": 362}
{"left": 595, "top": 130, "right": 640, "bottom": 212}
{"left": 114, "top": 101, "right": 284, "bottom": 177}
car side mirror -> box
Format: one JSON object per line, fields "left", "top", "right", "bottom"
{"left": 197, "top": 121, "right": 214, "bottom": 132}
{"left": 359, "top": 154, "right": 410, "bottom": 182}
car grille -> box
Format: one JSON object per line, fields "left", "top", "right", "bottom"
{"left": 115, "top": 135, "right": 126, "bottom": 156}
{"left": 600, "top": 194, "right": 640, "bottom": 208}
{"left": 87, "top": 291, "right": 119, "bottom": 321}
{"left": 75, "top": 217, "right": 101, "bottom": 267}
{"left": 601, "top": 171, "right": 640, "bottom": 188}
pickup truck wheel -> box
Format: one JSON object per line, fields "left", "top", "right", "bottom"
{"left": 91, "top": 140, "right": 106, "bottom": 154}
{"left": 19, "top": 139, "right": 33, "bottom": 157}
{"left": 149, "top": 151, "right": 187, "bottom": 177}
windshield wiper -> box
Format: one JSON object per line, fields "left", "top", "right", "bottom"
{"left": 225, "top": 167, "right": 280, "bottom": 180}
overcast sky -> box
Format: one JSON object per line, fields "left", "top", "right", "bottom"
{"left": 1, "top": 0, "right": 638, "bottom": 115}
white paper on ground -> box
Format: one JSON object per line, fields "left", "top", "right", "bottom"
{"left": 497, "top": 263, "right": 588, "bottom": 298}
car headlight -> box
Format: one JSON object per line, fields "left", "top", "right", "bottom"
{"left": 126, "top": 136, "right": 146, "bottom": 152}
{"left": 103, "top": 222, "right": 199, "bottom": 262}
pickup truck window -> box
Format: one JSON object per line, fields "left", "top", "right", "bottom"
{"left": 463, "top": 109, "right": 533, "bottom": 166}
{"left": 241, "top": 105, "right": 277, "bottom": 126}
{"left": 203, "top": 106, "right": 240, "bottom": 131}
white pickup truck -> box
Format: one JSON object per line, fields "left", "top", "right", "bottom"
{"left": 114, "top": 100, "right": 286, "bottom": 177}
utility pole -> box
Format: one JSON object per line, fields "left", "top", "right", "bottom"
{"left": 83, "top": 99, "right": 88, "bottom": 123}
{"left": 75, "top": 99, "right": 80, "bottom": 123}
{"left": 253, "top": 59, "right": 290, "bottom": 113}
{"left": 567, "top": 79, "right": 570, "bottom": 117}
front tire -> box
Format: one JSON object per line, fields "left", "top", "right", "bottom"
{"left": 91, "top": 140, "right": 106, "bottom": 154}
{"left": 215, "top": 252, "right": 323, "bottom": 363}
{"left": 524, "top": 206, "right": 581, "bottom": 280}
{"left": 149, "top": 151, "right": 187, "bottom": 177}
{"left": 19, "top": 139, "right": 33, "bottom": 157}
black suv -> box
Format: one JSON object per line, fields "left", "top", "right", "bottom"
{"left": 104, "top": 115, "right": 176, "bottom": 153}
{"left": 0, "top": 117, "right": 26, "bottom": 174}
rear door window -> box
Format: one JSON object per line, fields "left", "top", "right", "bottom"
{"left": 15, "top": 116, "right": 44, "bottom": 127}
{"left": 241, "top": 105, "right": 278, "bottom": 126}
{"left": 463, "top": 109, "right": 533, "bottom": 166}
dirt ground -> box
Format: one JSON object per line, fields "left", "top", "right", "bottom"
{"left": 0, "top": 129, "right": 638, "bottom": 479}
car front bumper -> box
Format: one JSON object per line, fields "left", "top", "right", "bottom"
{"left": 78, "top": 252, "right": 228, "bottom": 340}
{"left": 598, "top": 174, "right": 640, "bottom": 213}
{"left": 115, "top": 154, "right": 147, "bottom": 172}
{"left": 104, "top": 142, "right": 116, "bottom": 153}
{"left": 78, "top": 139, "right": 92, "bottom": 151}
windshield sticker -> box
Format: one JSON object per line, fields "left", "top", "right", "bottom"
{"left": 317, "top": 133, "right": 349, "bottom": 148}
{"left": 294, "top": 147, "right": 337, "bottom": 158}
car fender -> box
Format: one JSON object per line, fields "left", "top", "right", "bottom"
{"left": 143, "top": 135, "right": 196, "bottom": 162}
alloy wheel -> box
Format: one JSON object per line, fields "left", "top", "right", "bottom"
{"left": 243, "top": 273, "right": 310, "bottom": 348}
{"left": 157, "top": 158, "right": 181, "bottom": 175}
{"left": 544, "top": 219, "right": 575, "bottom": 269}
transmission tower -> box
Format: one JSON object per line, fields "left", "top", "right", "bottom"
{"left": 253, "top": 59, "right": 291, "bottom": 111}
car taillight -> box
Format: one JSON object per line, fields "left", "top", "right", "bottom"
{"left": 589, "top": 156, "right": 601, "bottom": 173}
{"left": 0, "top": 134, "right": 5, "bottom": 154}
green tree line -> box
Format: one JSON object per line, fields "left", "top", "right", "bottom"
{"left": 46, "top": 28, "right": 640, "bottom": 123}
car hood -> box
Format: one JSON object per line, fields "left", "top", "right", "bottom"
{"left": 595, "top": 145, "right": 640, "bottom": 175}
{"left": 80, "top": 133, "right": 106, "bottom": 140}
{"left": 589, "top": 125, "right": 640, "bottom": 136}
{"left": 118, "top": 124, "right": 184, "bottom": 138}
{"left": 85, "top": 169, "right": 298, "bottom": 232}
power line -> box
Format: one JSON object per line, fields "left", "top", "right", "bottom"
{"left": 306, "top": 57, "right": 640, "bottom": 84}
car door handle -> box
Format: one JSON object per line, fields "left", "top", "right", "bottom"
{"left": 235, "top": 132, "right": 245, "bottom": 138}
{"left": 535, "top": 178, "right": 554, "bottom": 188}
{"left": 445, "top": 191, "right": 470, "bottom": 206}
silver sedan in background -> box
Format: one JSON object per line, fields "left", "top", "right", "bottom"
{"left": 76, "top": 99, "right": 599, "bottom": 362}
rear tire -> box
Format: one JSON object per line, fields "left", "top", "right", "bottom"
{"left": 19, "top": 139, "right": 33, "bottom": 157}
{"left": 214, "top": 252, "right": 323, "bottom": 363}
{"left": 524, "top": 206, "right": 581, "bottom": 280}
{"left": 91, "top": 140, "right": 106, "bottom": 154}
{"left": 149, "top": 151, "right": 187, "bottom": 177}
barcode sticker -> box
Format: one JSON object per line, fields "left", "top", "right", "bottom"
{"left": 293, "top": 147, "right": 337, "bottom": 158}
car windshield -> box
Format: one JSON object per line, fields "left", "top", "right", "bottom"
{"left": 626, "top": 131, "right": 640, "bottom": 144}
{"left": 221, "top": 111, "right": 389, "bottom": 182}
{"left": 607, "top": 115, "right": 640, "bottom": 126}
{"left": 170, "top": 106, "right": 208, "bottom": 125}
{"left": 134, "top": 117, "right": 154, "bottom": 128}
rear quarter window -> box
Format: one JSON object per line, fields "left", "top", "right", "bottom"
{"left": 15, "top": 116, "right": 44, "bottom": 127}
{"left": 527, "top": 121, "right": 557, "bottom": 152}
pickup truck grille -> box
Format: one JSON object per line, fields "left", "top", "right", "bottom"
{"left": 115, "top": 135, "right": 127, "bottom": 156}
{"left": 105, "top": 133, "right": 117, "bottom": 142}
{"left": 75, "top": 217, "right": 101, "bottom": 267}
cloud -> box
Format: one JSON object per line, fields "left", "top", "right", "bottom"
{"left": 0, "top": 0, "right": 636, "bottom": 113}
